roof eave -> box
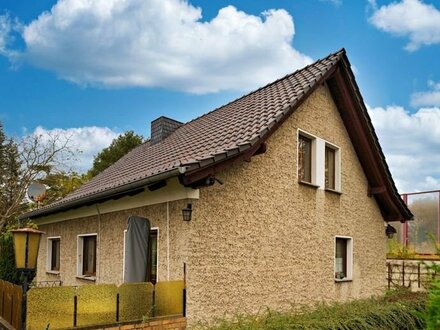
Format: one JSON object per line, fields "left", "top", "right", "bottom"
{"left": 19, "top": 167, "right": 185, "bottom": 220}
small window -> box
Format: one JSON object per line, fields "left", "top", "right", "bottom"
{"left": 325, "top": 146, "right": 336, "bottom": 189}
{"left": 298, "top": 135, "right": 313, "bottom": 183}
{"left": 335, "top": 236, "right": 353, "bottom": 281}
{"left": 47, "top": 237, "right": 60, "bottom": 272}
{"left": 77, "top": 234, "right": 97, "bottom": 278}
{"left": 147, "top": 230, "right": 158, "bottom": 284}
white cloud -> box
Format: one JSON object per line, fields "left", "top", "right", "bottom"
{"left": 31, "top": 126, "right": 119, "bottom": 173}
{"left": 368, "top": 104, "right": 440, "bottom": 192}
{"left": 369, "top": 0, "right": 440, "bottom": 51}
{"left": 411, "top": 80, "right": 440, "bottom": 107}
{"left": 1, "top": 0, "right": 312, "bottom": 94}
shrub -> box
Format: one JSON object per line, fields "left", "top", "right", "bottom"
{"left": 200, "top": 290, "right": 426, "bottom": 330}
{"left": 0, "top": 231, "right": 21, "bottom": 284}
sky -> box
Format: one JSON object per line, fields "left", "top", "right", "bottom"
{"left": 0, "top": 0, "right": 440, "bottom": 193}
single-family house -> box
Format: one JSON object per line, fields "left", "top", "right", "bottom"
{"left": 19, "top": 49, "right": 413, "bottom": 325}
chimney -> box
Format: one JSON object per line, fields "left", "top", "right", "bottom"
{"left": 150, "top": 116, "right": 183, "bottom": 145}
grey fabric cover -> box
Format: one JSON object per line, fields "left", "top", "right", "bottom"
{"left": 123, "top": 216, "right": 150, "bottom": 283}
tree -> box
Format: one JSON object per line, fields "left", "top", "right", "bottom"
{"left": 88, "top": 131, "right": 144, "bottom": 177}
{"left": 0, "top": 122, "right": 75, "bottom": 230}
{"left": 41, "top": 171, "right": 88, "bottom": 205}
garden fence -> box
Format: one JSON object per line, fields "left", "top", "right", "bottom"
{"left": 0, "top": 279, "right": 22, "bottom": 329}
{"left": 26, "top": 280, "right": 185, "bottom": 330}
{"left": 386, "top": 260, "right": 439, "bottom": 290}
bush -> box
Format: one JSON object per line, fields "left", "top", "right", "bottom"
{"left": 200, "top": 290, "right": 426, "bottom": 330}
{"left": 0, "top": 231, "right": 21, "bottom": 284}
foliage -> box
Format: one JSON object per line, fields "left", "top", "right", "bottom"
{"left": 87, "top": 131, "right": 144, "bottom": 178}
{"left": 40, "top": 171, "right": 89, "bottom": 205}
{"left": 0, "top": 122, "right": 75, "bottom": 230}
{"left": 387, "top": 237, "right": 416, "bottom": 259}
{"left": 199, "top": 290, "right": 426, "bottom": 330}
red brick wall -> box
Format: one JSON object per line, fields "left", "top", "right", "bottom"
{"left": 103, "top": 316, "right": 186, "bottom": 330}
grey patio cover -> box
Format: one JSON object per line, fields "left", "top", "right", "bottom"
{"left": 123, "top": 215, "right": 150, "bottom": 283}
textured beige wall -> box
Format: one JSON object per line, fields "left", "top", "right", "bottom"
{"left": 35, "top": 83, "right": 387, "bottom": 326}
{"left": 184, "top": 84, "right": 387, "bottom": 324}
{"left": 36, "top": 200, "right": 189, "bottom": 286}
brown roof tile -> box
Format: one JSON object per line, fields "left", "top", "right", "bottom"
{"left": 21, "top": 49, "right": 412, "bottom": 221}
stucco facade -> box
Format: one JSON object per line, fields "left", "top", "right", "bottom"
{"left": 36, "top": 84, "right": 387, "bottom": 325}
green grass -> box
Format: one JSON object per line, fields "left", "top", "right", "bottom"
{"left": 199, "top": 290, "right": 427, "bottom": 330}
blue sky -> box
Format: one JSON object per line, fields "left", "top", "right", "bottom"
{"left": 1, "top": 0, "right": 440, "bottom": 192}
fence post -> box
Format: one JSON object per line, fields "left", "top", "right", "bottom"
{"left": 402, "top": 261, "right": 405, "bottom": 286}
{"left": 73, "top": 295, "right": 77, "bottom": 327}
{"left": 387, "top": 263, "right": 391, "bottom": 289}
{"left": 116, "top": 293, "right": 119, "bottom": 322}
{"left": 418, "top": 263, "right": 421, "bottom": 288}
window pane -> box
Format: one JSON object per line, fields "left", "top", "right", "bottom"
{"left": 325, "top": 147, "right": 335, "bottom": 189}
{"left": 147, "top": 230, "right": 158, "bottom": 284}
{"left": 335, "top": 238, "right": 347, "bottom": 279}
{"left": 51, "top": 239, "right": 60, "bottom": 271}
{"left": 83, "top": 236, "right": 96, "bottom": 276}
{"left": 298, "top": 135, "right": 312, "bottom": 183}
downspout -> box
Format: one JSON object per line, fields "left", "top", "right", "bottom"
{"left": 167, "top": 201, "right": 170, "bottom": 280}
{"left": 96, "top": 204, "right": 102, "bottom": 282}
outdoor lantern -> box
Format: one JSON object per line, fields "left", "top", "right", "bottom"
{"left": 385, "top": 224, "right": 397, "bottom": 239}
{"left": 11, "top": 227, "right": 44, "bottom": 330}
{"left": 11, "top": 227, "right": 44, "bottom": 270}
{"left": 182, "top": 203, "right": 192, "bottom": 221}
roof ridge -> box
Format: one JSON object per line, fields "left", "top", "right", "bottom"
{"left": 175, "top": 48, "right": 346, "bottom": 132}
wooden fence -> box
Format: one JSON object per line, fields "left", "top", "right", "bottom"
{"left": 386, "top": 260, "right": 439, "bottom": 290}
{"left": 26, "top": 280, "right": 185, "bottom": 330}
{"left": 0, "top": 279, "right": 22, "bottom": 329}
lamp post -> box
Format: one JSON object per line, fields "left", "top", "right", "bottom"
{"left": 11, "top": 228, "right": 44, "bottom": 330}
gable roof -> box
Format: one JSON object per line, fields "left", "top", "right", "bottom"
{"left": 21, "top": 49, "right": 413, "bottom": 222}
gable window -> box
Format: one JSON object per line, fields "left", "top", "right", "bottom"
{"left": 325, "top": 146, "right": 336, "bottom": 189}
{"left": 335, "top": 236, "right": 353, "bottom": 281}
{"left": 298, "top": 134, "right": 313, "bottom": 183}
{"left": 77, "top": 234, "right": 97, "bottom": 278}
{"left": 47, "top": 237, "right": 60, "bottom": 273}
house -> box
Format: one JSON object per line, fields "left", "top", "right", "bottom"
{"left": 19, "top": 49, "right": 412, "bottom": 325}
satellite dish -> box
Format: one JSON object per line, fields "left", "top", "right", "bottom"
{"left": 27, "top": 182, "right": 47, "bottom": 203}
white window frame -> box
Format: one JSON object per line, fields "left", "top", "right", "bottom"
{"left": 334, "top": 235, "right": 353, "bottom": 282}
{"left": 122, "top": 227, "right": 159, "bottom": 282}
{"left": 46, "top": 236, "right": 61, "bottom": 274}
{"left": 77, "top": 233, "right": 98, "bottom": 280}
{"left": 297, "top": 130, "right": 317, "bottom": 186}
{"left": 325, "top": 141, "right": 341, "bottom": 192}
{"left": 297, "top": 129, "right": 342, "bottom": 192}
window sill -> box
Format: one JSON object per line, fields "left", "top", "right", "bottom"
{"left": 325, "top": 188, "right": 342, "bottom": 195}
{"left": 76, "top": 275, "right": 96, "bottom": 282}
{"left": 298, "top": 181, "right": 320, "bottom": 189}
{"left": 46, "top": 271, "right": 60, "bottom": 275}
{"left": 335, "top": 278, "right": 352, "bottom": 283}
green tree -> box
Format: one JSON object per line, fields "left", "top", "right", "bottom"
{"left": 88, "top": 131, "right": 144, "bottom": 177}
{"left": 41, "top": 171, "right": 89, "bottom": 205}
{"left": 0, "top": 122, "right": 75, "bottom": 230}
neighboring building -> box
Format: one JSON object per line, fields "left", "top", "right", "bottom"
{"left": 20, "top": 49, "right": 412, "bottom": 324}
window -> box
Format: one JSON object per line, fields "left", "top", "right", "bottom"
{"left": 297, "top": 129, "right": 341, "bottom": 191}
{"left": 47, "top": 237, "right": 60, "bottom": 273}
{"left": 335, "top": 236, "right": 353, "bottom": 281}
{"left": 325, "top": 146, "right": 336, "bottom": 190}
{"left": 77, "top": 234, "right": 97, "bottom": 278}
{"left": 298, "top": 135, "right": 312, "bottom": 183}
{"left": 147, "top": 230, "right": 158, "bottom": 284}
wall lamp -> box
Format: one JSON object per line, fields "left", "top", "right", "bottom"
{"left": 182, "top": 203, "right": 192, "bottom": 221}
{"left": 385, "top": 224, "right": 397, "bottom": 239}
